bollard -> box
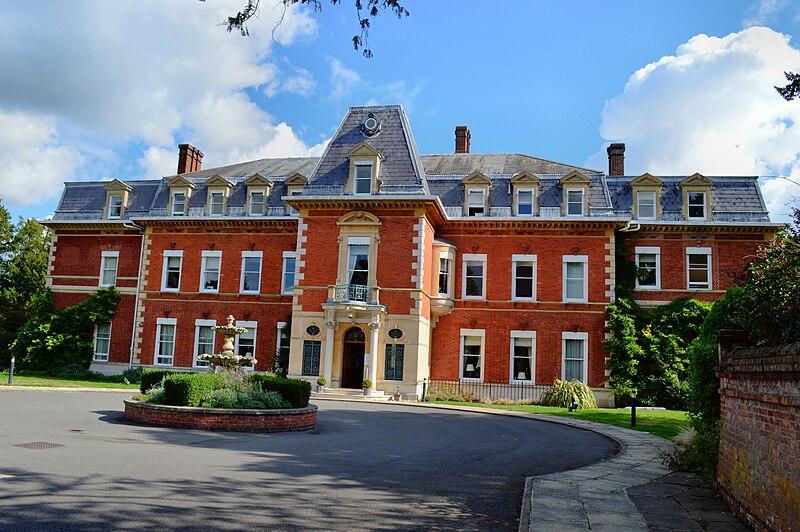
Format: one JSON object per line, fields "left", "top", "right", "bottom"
{"left": 631, "top": 393, "right": 637, "bottom": 428}
{"left": 8, "top": 356, "right": 14, "bottom": 385}
{"left": 422, "top": 377, "right": 428, "bottom": 402}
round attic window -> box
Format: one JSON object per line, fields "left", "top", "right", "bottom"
{"left": 306, "top": 325, "right": 320, "bottom": 337}
{"left": 362, "top": 114, "right": 381, "bottom": 136}
{"left": 388, "top": 328, "right": 403, "bottom": 340}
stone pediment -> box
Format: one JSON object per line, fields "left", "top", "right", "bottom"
{"left": 337, "top": 211, "right": 382, "bottom": 227}
{"left": 244, "top": 173, "right": 274, "bottom": 187}
{"left": 349, "top": 142, "right": 382, "bottom": 158}
{"left": 560, "top": 171, "right": 591, "bottom": 184}
{"left": 166, "top": 175, "right": 195, "bottom": 189}
{"left": 104, "top": 178, "right": 131, "bottom": 192}
{"left": 511, "top": 171, "right": 541, "bottom": 185}
{"left": 204, "top": 174, "right": 233, "bottom": 188}
{"left": 284, "top": 173, "right": 308, "bottom": 186}
{"left": 462, "top": 171, "right": 492, "bottom": 186}
{"left": 680, "top": 173, "right": 713, "bottom": 187}
{"left": 630, "top": 173, "right": 663, "bottom": 187}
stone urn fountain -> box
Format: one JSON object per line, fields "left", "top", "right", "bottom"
{"left": 198, "top": 315, "right": 256, "bottom": 380}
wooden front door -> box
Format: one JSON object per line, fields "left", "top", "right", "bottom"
{"left": 341, "top": 327, "right": 366, "bottom": 389}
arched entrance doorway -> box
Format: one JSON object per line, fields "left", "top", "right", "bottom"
{"left": 341, "top": 327, "right": 366, "bottom": 389}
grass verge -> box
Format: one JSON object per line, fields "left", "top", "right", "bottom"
{"left": 429, "top": 401, "right": 689, "bottom": 440}
{"left": 0, "top": 371, "right": 139, "bottom": 390}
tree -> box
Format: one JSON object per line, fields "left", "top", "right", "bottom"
{"left": 776, "top": 71, "right": 800, "bottom": 101}
{"left": 0, "top": 202, "right": 51, "bottom": 368}
{"left": 222, "top": 0, "right": 409, "bottom": 58}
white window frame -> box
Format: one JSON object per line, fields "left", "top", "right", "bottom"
{"left": 248, "top": 190, "right": 265, "bottom": 216}
{"left": 512, "top": 254, "right": 537, "bottom": 301}
{"left": 93, "top": 322, "right": 112, "bottom": 362}
{"left": 154, "top": 317, "right": 177, "bottom": 366}
{"left": 171, "top": 191, "right": 186, "bottom": 216}
{"left": 687, "top": 192, "right": 706, "bottom": 220}
{"left": 461, "top": 253, "right": 487, "bottom": 300}
{"left": 161, "top": 250, "right": 183, "bottom": 292}
{"left": 438, "top": 251, "right": 453, "bottom": 297}
{"left": 354, "top": 162, "right": 373, "bottom": 195}
{"left": 467, "top": 189, "right": 485, "bottom": 217}
{"left": 199, "top": 250, "right": 222, "bottom": 293}
{"left": 235, "top": 320, "right": 257, "bottom": 372}
{"left": 562, "top": 255, "right": 588, "bottom": 303}
{"left": 635, "top": 246, "right": 661, "bottom": 290}
{"left": 516, "top": 188, "right": 534, "bottom": 216}
{"left": 108, "top": 194, "right": 123, "bottom": 219}
{"left": 562, "top": 331, "right": 588, "bottom": 384}
{"left": 193, "top": 319, "right": 216, "bottom": 367}
{"left": 510, "top": 330, "right": 536, "bottom": 383}
{"left": 99, "top": 251, "right": 119, "bottom": 287}
{"left": 567, "top": 189, "right": 584, "bottom": 216}
{"left": 209, "top": 191, "right": 224, "bottom": 216}
{"left": 637, "top": 191, "right": 656, "bottom": 220}
{"left": 686, "top": 247, "right": 712, "bottom": 290}
{"left": 459, "top": 328, "right": 485, "bottom": 382}
{"left": 239, "top": 251, "right": 263, "bottom": 294}
{"left": 281, "top": 251, "right": 297, "bottom": 295}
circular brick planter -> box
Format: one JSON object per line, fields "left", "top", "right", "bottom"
{"left": 124, "top": 400, "right": 317, "bottom": 432}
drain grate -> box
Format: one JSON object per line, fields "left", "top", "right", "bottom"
{"left": 15, "top": 442, "right": 65, "bottom": 450}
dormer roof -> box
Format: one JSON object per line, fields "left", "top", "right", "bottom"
{"left": 630, "top": 173, "right": 663, "bottom": 187}
{"left": 166, "top": 175, "right": 195, "bottom": 188}
{"left": 510, "top": 171, "right": 541, "bottom": 185}
{"left": 203, "top": 174, "right": 233, "bottom": 188}
{"left": 560, "top": 170, "right": 591, "bottom": 185}
{"left": 243, "top": 173, "right": 274, "bottom": 187}
{"left": 680, "top": 173, "right": 714, "bottom": 187}
{"left": 104, "top": 179, "right": 131, "bottom": 192}
{"left": 462, "top": 171, "right": 492, "bottom": 186}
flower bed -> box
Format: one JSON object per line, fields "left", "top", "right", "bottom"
{"left": 124, "top": 400, "right": 318, "bottom": 432}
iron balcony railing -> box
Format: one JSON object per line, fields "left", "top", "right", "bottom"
{"left": 327, "top": 284, "right": 382, "bottom": 304}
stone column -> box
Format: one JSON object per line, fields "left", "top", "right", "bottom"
{"left": 368, "top": 320, "right": 381, "bottom": 390}
{"left": 324, "top": 319, "right": 336, "bottom": 387}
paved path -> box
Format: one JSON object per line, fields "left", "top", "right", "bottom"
{"left": 0, "top": 389, "right": 617, "bottom": 531}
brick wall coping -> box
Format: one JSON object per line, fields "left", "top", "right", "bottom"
{"left": 719, "top": 342, "right": 800, "bottom": 377}
{"left": 124, "top": 400, "right": 318, "bottom": 432}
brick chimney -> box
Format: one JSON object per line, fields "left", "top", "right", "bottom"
{"left": 177, "top": 144, "right": 204, "bottom": 174}
{"left": 607, "top": 143, "right": 625, "bottom": 176}
{"left": 455, "top": 126, "right": 471, "bottom": 154}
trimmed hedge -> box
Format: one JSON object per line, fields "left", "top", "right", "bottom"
{"left": 140, "top": 369, "right": 191, "bottom": 393}
{"left": 250, "top": 373, "right": 311, "bottom": 408}
{"left": 162, "top": 373, "right": 224, "bottom": 407}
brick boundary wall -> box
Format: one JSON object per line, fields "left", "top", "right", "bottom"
{"left": 716, "top": 338, "right": 800, "bottom": 531}
{"left": 124, "top": 401, "right": 318, "bottom": 433}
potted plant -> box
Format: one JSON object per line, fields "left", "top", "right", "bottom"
{"left": 316, "top": 377, "right": 326, "bottom": 392}
{"left": 362, "top": 379, "right": 373, "bottom": 396}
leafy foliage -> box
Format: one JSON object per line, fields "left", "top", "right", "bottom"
{"left": 0, "top": 203, "right": 50, "bottom": 368}
{"left": 776, "top": 71, "right": 800, "bottom": 101}
{"left": 425, "top": 383, "right": 476, "bottom": 402}
{"left": 605, "top": 297, "right": 710, "bottom": 409}
{"left": 162, "top": 373, "right": 226, "bottom": 406}
{"left": 199, "top": 387, "right": 290, "bottom": 409}
{"left": 539, "top": 379, "right": 597, "bottom": 409}
{"left": 249, "top": 372, "right": 312, "bottom": 407}
{"left": 222, "top": 0, "right": 409, "bottom": 58}
{"left": 140, "top": 369, "right": 191, "bottom": 393}
{"left": 10, "top": 288, "right": 122, "bottom": 371}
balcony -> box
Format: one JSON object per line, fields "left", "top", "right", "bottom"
{"left": 327, "top": 284, "right": 381, "bottom": 305}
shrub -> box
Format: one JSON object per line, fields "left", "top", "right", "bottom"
{"left": 249, "top": 373, "right": 311, "bottom": 408}
{"left": 316, "top": 377, "right": 326, "bottom": 387}
{"left": 362, "top": 379, "right": 372, "bottom": 389}
{"left": 199, "top": 387, "right": 291, "bottom": 409}
{"left": 135, "top": 385, "right": 166, "bottom": 404}
{"left": 122, "top": 366, "right": 144, "bottom": 384}
{"left": 140, "top": 369, "right": 190, "bottom": 393}
{"left": 425, "top": 383, "right": 476, "bottom": 402}
{"left": 540, "top": 379, "right": 597, "bottom": 409}
{"left": 162, "top": 373, "right": 224, "bottom": 406}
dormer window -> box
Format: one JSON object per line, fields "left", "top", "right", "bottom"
{"left": 172, "top": 192, "right": 186, "bottom": 216}
{"left": 354, "top": 163, "right": 373, "bottom": 195}
{"left": 468, "top": 189, "right": 485, "bottom": 216}
{"left": 516, "top": 190, "right": 534, "bottom": 216}
{"left": 637, "top": 191, "right": 656, "bottom": 220}
{"left": 567, "top": 190, "right": 584, "bottom": 216}
{"left": 688, "top": 192, "right": 705, "bottom": 219}
{"left": 511, "top": 171, "right": 540, "bottom": 217}
{"left": 209, "top": 191, "right": 224, "bottom": 216}
{"left": 249, "top": 191, "right": 264, "bottom": 215}
{"left": 108, "top": 195, "right": 123, "bottom": 219}
{"left": 462, "top": 171, "right": 491, "bottom": 217}
{"left": 284, "top": 172, "right": 308, "bottom": 215}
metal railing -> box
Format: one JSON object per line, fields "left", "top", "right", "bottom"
{"left": 426, "top": 379, "right": 549, "bottom": 403}
{"left": 333, "top": 284, "right": 370, "bottom": 302}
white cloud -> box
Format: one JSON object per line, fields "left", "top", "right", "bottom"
{"left": 0, "top": 110, "right": 83, "bottom": 207}
{"left": 586, "top": 27, "right": 800, "bottom": 223}
{"left": 0, "top": 1, "right": 322, "bottom": 213}
{"left": 743, "top": 0, "right": 788, "bottom": 27}
{"left": 328, "top": 57, "right": 363, "bottom": 100}
{"left": 282, "top": 67, "right": 317, "bottom": 97}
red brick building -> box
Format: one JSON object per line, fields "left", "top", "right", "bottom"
{"left": 43, "top": 105, "right": 778, "bottom": 405}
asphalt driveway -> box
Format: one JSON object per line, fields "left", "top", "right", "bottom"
{"left": 0, "top": 390, "right": 618, "bottom": 530}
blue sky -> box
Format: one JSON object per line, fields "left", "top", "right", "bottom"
{"left": 1, "top": 0, "right": 799, "bottom": 222}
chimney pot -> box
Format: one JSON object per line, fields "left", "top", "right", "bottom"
{"left": 607, "top": 143, "right": 625, "bottom": 176}
{"left": 177, "top": 144, "right": 204, "bottom": 174}
{"left": 455, "top": 126, "right": 471, "bottom": 154}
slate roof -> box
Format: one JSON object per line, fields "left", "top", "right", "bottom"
{"left": 49, "top": 105, "right": 772, "bottom": 224}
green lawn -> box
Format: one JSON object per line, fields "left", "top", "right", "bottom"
{"left": 0, "top": 371, "right": 139, "bottom": 390}
{"left": 430, "top": 401, "right": 690, "bottom": 440}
